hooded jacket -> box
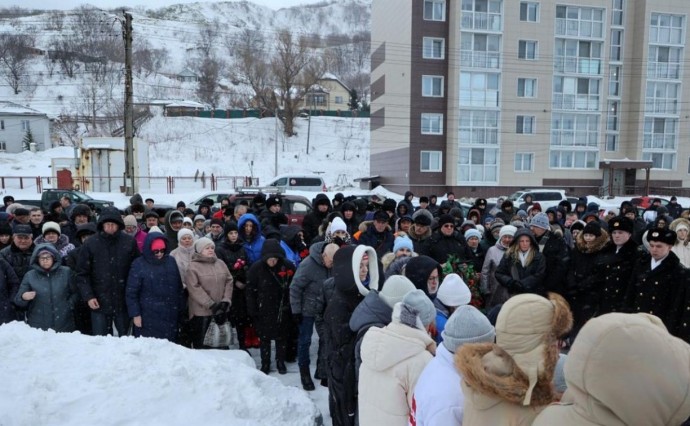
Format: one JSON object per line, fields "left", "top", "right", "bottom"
{"left": 495, "top": 229, "right": 547, "bottom": 296}
{"left": 533, "top": 313, "right": 690, "bottom": 426}
{"left": 404, "top": 255, "right": 442, "bottom": 299}
{"left": 358, "top": 302, "right": 435, "bottom": 426}
{"left": 164, "top": 209, "right": 184, "bottom": 251}
{"left": 670, "top": 217, "right": 690, "bottom": 268}
{"left": 237, "top": 213, "right": 265, "bottom": 265}
{"left": 14, "top": 244, "right": 77, "bottom": 332}
{"left": 349, "top": 290, "right": 393, "bottom": 375}
{"left": 290, "top": 241, "right": 330, "bottom": 317}
{"left": 302, "top": 194, "right": 331, "bottom": 243}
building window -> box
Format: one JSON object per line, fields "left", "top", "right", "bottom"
{"left": 459, "top": 72, "right": 499, "bottom": 107}
{"left": 421, "top": 113, "right": 443, "bottom": 134}
{"left": 551, "top": 113, "right": 599, "bottom": 148}
{"left": 0, "top": 120, "right": 4, "bottom": 130}
{"left": 645, "top": 81, "right": 679, "bottom": 115}
{"left": 555, "top": 6, "right": 605, "bottom": 38}
{"left": 612, "top": 0, "right": 623, "bottom": 26}
{"left": 21, "top": 120, "right": 30, "bottom": 131}
{"left": 609, "top": 65, "right": 621, "bottom": 97}
{"left": 334, "top": 96, "right": 343, "bottom": 104}
{"left": 460, "top": 32, "right": 501, "bottom": 69}
{"left": 550, "top": 150, "right": 598, "bottom": 169}
{"left": 517, "top": 78, "right": 536, "bottom": 97}
{"left": 643, "top": 117, "right": 677, "bottom": 151}
{"left": 422, "top": 75, "right": 444, "bottom": 97}
{"left": 555, "top": 39, "right": 602, "bottom": 75}
{"left": 650, "top": 13, "right": 684, "bottom": 45}
{"left": 516, "top": 115, "right": 535, "bottom": 134}
{"left": 518, "top": 40, "right": 537, "bottom": 60}
{"left": 644, "top": 152, "right": 675, "bottom": 170}
{"left": 0, "top": 142, "right": 5, "bottom": 151}
{"left": 648, "top": 45, "right": 682, "bottom": 79}
{"left": 459, "top": 147, "right": 498, "bottom": 183}
{"left": 552, "top": 76, "right": 600, "bottom": 111}
{"left": 519, "top": 2, "right": 538, "bottom": 22}
{"left": 461, "top": 0, "right": 503, "bottom": 32}
{"left": 514, "top": 153, "right": 534, "bottom": 172}
{"left": 605, "top": 134, "right": 618, "bottom": 152}
{"left": 424, "top": 0, "right": 446, "bottom": 21}
{"left": 421, "top": 151, "right": 443, "bottom": 172}
{"left": 607, "top": 101, "right": 619, "bottom": 131}
{"left": 423, "top": 37, "right": 445, "bottom": 59}
{"left": 459, "top": 110, "right": 499, "bottom": 145}
{"left": 610, "top": 29, "right": 623, "bottom": 62}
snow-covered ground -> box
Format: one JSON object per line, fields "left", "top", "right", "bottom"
{"left": 0, "top": 322, "right": 328, "bottom": 426}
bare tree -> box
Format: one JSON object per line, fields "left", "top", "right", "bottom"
{"left": 54, "top": 112, "right": 83, "bottom": 147}
{"left": 49, "top": 36, "right": 80, "bottom": 78}
{"left": 197, "top": 56, "right": 223, "bottom": 108}
{"left": 271, "top": 29, "right": 325, "bottom": 136}
{"left": 232, "top": 29, "right": 277, "bottom": 110}
{"left": 46, "top": 11, "right": 64, "bottom": 31}
{"left": 74, "top": 73, "right": 108, "bottom": 131}
{"left": 0, "top": 33, "right": 34, "bottom": 94}
{"left": 197, "top": 18, "right": 220, "bottom": 58}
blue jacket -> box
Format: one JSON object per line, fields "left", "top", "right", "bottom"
{"left": 126, "top": 232, "right": 184, "bottom": 342}
{"left": 238, "top": 214, "right": 265, "bottom": 265}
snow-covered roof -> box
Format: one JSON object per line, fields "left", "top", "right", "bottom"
{"left": 0, "top": 101, "right": 47, "bottom": 117}
{"left": 177, "top": 68, "right": 198, "bottom": 77}
{"left": 81, "top": 137, "right": 124, "bottom": 151}
{"left": 165, "top": 101, "right": 207, "bottom": 108}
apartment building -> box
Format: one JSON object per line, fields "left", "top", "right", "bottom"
{"left": 370, "top": 0, "right": 690, "bottom": 196}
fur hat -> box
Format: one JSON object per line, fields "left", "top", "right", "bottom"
{"left": 393, "top": 235, "right": 414, "bottom": 254}
{"left": 41, "top": 221, "right": 61, "bottom": 236}
{"left": 442, "top": 305, "right": 495, "bottom": 353}
{"left": 647, "top": 228, "right": 676, "bottom": 245}
{"left": 437, "top": 273, "right": 471, "bottom": 307}
{"left": 379, "top": 275, "right": 415, "bottom": 309}
{"left": 266, "top": 196, "right": 282, "bottom": 208}
{"left": 583, "top": 221, "right": 602, "bottom": 237}
{"left": 494, "top": 293, "right": 573, "bottom": 405}
{"left": 438, "top": 214, "right": 455, "bottom": 227}
{"left": 401, "top": 289, "right": 436, "bottom": 327}
{"left": 412, "top": 209, "right": 433, "bottom": 226}
{"left": 530, "top": 212, "right": 551, "bottom": 230}
{"left": 194, "top": 237, "right": 215, "bottom": 253}
{"left": 570, "top": 220, "right": 586, "bottom": 233}
{"left": 608, "top": 216, "right": 633, "bottom": 234}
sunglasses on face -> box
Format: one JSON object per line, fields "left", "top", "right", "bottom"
{"left": 152, "top": 249, "right": 165, "bottom": 255}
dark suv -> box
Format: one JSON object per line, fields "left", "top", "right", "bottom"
{"left": 231, "top": 192, "right": 312, "bottom": 227}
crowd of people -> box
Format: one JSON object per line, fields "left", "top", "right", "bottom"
{"left": 0, "top": 190, "right": 689, "bottom": 425}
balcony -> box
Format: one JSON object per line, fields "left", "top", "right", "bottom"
{"left": 647, "top": 61, "right": 681, "bottom": 80}
{"left": 552, "top": 93, "right": 600, "bottom": 111}
{"left": 461, "top": 11, "right": 502, "bottom": 32}
{"left": 554, "top": 57, "right": 602, "bottom": 75}
{"left": 460, "top": 50, "right": 501, "bottom": 69}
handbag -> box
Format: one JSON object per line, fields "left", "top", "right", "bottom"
{"left": 203, "top": 317, "right": 233, "bottom": 348}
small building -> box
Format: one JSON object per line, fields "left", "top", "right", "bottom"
{"left": 0, "top": 102, "right": 51, "bottom": 153}
{"left": 163, "top": 100, "right": 207, "bottom": 116}
{"left": 79, "top": 137, "right": 150, "bottom": 193}
{"left": 177, "top": 68, "right": 199, "bottom": 83}
{"left": 301, "top": 73, "right": 352, "bottom": 111}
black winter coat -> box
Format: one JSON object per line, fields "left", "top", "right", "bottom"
{"left": 246, "top": 247, "right": 295, "bottom": 340}
{"left": 0, "top": 257, "right": 19, "bottom": 324}
{"left": 624, "top": 251, "right": 686, "bottom": 330}
{"left": 302, "top": 210, "right": 329, "bottom": 244}
{"left": 597, "top": 239, "right": 640, "bottom": 315}
{"left": 495, "top": 231, "right": 547, "bottom": 296}
{"left": 355, "top": 223, "right": 394, "bottom": 259}
{"left": 76, "top": 210, "right": 139, "bottom": 315}
{"left": 534, "top": 229, "right": 570, "bottom": 294}
{"left": 0, "top": 243, "right": 35, "bottom": 282}
{"left": 424, "top": 230, "right": 467, "bottom": 265}
{"left": 215, "top": 239, "right": 250, "bottom": 327}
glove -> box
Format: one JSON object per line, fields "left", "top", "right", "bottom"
{"left": 293, "top": 313, "right": 303, "bottom": 325}
{"left": 212, "top": 301, "right": 230, "bottom": 315}
{"left": 214, "top": 312, "right": 227, "bottom": 324}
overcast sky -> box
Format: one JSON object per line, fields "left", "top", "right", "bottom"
{"left": 13, "top": 0, "right": 324, "bottom": 11}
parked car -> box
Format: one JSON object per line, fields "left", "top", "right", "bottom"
{"left": 15, "top": 189, "right": 113, "bottom": 214}
{"left": 233, "top": 192, "right": 313, "bottom": 227}
{"left": 266, "top": 174, "right": 327, "bottom": 192}
{"left": 630, "top": 196, "right": 670, "bottom": 209}
{"left": 188, "top": 192, "right": 234, "bottom": 210}
{"left": 507, "top": 189, "right": 569, "bottom": 211}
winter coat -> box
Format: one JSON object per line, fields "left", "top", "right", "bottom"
{"left": 324, "top": 245, "right": 379, "bottom": 426}
{"left": 302, "top": 196, "right": 331, "bottom": 243}
{"left": 667, "top": 201, "right": 683, "bottom": 219}
{"left": 624, "top": 250, "right": 685, "bottom": 330}
{"left": 408, "top": 224, "right": 432, "bottom": 255}
{"left": 0, "top": 242, "right": 35, "bottom": 282}
{"left": 33, "top": 234, "right": 75, "bottom": 260}
{"left": 358, "top": 305, "right": 435, "bottom": 426}
{"left": 404, "top": 256, "right": 442, "bottom": 299}
{"left": 126, "top": 232, "right": 184, "bottom": 342}
{"left": 164, "top": 210, "right": 184, "bottom": 251}
{"left": 565, "top": 230, "right": 609, "bottom": 334}
{"left": 355, "top": 221, "right": 394, "bottom": 259}
{"left": 424, "top": 230, "right": 466, "bottom": 265}
{"left": 238, "top": 214, "right": 265, "bottom": 265}
{"left": 349, "top": 290, "right": 393, "bottom": 376}
{"left": 170, "top": 244, "right": 195, "bottom": 288}
{"left": 133, "top": 229, "right": 147, "bottom": 253}
{"left": 215, "top": 238, "right": 250, "bottom": 326}
{"left": 673, "top": 241, "right": 690, "bottom": 268}
{"left": 75, "top": 209, "right": 139, "bottom": 315}
{"left": 246, "top": 240, "right": 296, "bottom": 340}
{"left": 533, "top": 227, "right": 570, "bottom": 294}
{"left": 433, "top": 298, "right": 450, "bottom": 344}
{"left": 533, "top": 313, "right": 690, "bottom": 426}
{"left": 0, "top": 258, "right": 19, "bottom": 324}
{"left": 185, "top": 252, "right": 233, "bottom": 319}
{"left": 481, "top": 240, "right": 510, "bottom": 309}
{"left": 597, "top": 239, "right": 640, "bottom": 315}
{"left": 14, "top": 244, "right": 77, "bottom": 332}
{"left": 495, "top": 230, "right": 547, "bottom": 296}
{"left": 290, "top": 241, "right": 330, "bottom": 317}
{"left": 411, "top": 344, "right": 464, "bottom": 426}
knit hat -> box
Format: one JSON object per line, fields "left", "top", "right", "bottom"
{"left": 393, "top": 235, "right": 414, "bottom": 253}
{"left": 583, "top": 221, "right": 602, "bottom": 237}
{"left": 194, "top": 237, "right": 215, "bottom": 253}
{"left": 378, "top": 275, "right": 416, "bottom": 309}
{"left": 330, "top": 217, "right": 347, "bottom": 233}
{"left": 37, "top": 249, "right": 55, "bottom": 260}
{"left": 0, "top": 222, "right": 12, "bottom": 236}
{"left": 123, "top": 215, "right": 137, "bottom": 227}
{"left": 499, "top": 224, "right": 517, "bottom": 239}
{"left": 41, "top": 221, "right": 61, "bottom": 236}
{"left": 464, "top": 229, "right": 482, "bottom": 241}
{"left": 675, "top": 222, "right": 689, "bottom": 233}
{"left": 151, "top": 239, "right": 166, "bottom": 251}
{"left": 266, "top": 196, "right": 282, "bottom": 208}
{"left": 224, "top": 222, "right": 238, "bottom": 234}
{"left": 442, "top": 305, "right": 496, "bottom": 353}
{"left": 419, "top": 196, "right": 429, "bottom": 203}
{"left": 210, "top": 218, "right": 224, "bottom": 227}
{"left": 438, "top": 214, "right": 455, "bottom": 227}
{"left": 437, "top": 273, "right": 471, "bottom": 307}
{"left": 530, "top": 212, "right": 550, "bottom": 230}
{"left": 402, "top": 289, "right": 436, "bottom": 327}
{"left": 176, "top": 201, "right": 186, "bottom": 208}
{"left": 75, "top": 223, "right": 96, "bottom": 238}
{"left": 148, "top": 226, "right": 162, "bottom": 234}
{"left": 177, "top": 228, "right": 194, "bottom": 242}
{"left": 194, "top": 214, "right": 205, "bottom": 223}
{"left": 495, "top": 293, "right": 573, "bottom": 405}
{"left": 490, "top": 218, "right": 505, "bottom": 232}
{"left": 570, "top": 220, "right": 586, "bottom": 233}
{"left": 253, "top": 193, "right": 266, "bottom": 206}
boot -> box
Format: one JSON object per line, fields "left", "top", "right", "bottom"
{"left": 300, "top": 366, "right": 315, "bottom": 391}
{"left": 276, "top": 360, "right": 287, "bottom": 375}
{"left": 276, "top": 337, "right": 287, "bottom": 374}
{"left": 259, "top": 340, "right": 271, "bottom": 374}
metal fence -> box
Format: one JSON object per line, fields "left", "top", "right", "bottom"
{"left": 0, "top": 175, "right": 260, "bottom": 194}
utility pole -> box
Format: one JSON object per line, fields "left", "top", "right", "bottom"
{"left": 122, "top": 11, "right": 136, "bottom": 195}
{"left": 306, "top": 90, "right": 312, "bottom": 155}
{"left": 274, "top": 107, "right": 278, "bottom": 176}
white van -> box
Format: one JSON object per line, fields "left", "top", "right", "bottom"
{"left": 266, "top": 174, "right": 327, "bottom": 192}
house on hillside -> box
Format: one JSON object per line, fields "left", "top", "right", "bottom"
{"left": 177, "top": 68, "right": 199, "bottom": 83}
{"left": 0, "top": 102, "right": 50, "bottom": 153}
{"left": 300, "top": 73, "right": 352, "bottom": 111}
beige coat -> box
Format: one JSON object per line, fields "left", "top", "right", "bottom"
{"left": 170, "top": 245, "right": 194, "bottom": 287}
{"left": 533, "top": 313, "right": 690, "bottom": 426}
{"left": 185, "top": 253, "right": 233, "bottom": 318}
{"left": 358, "top": 307, "right": 435, "bottom": 426}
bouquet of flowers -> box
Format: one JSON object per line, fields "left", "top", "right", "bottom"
{"left": 275, "top": 267, "right": 295, "bottom": 323}
{"left": 441, "top": 254, "right": 484, "bottom": 310}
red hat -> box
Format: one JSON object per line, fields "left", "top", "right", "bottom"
{"left": 151, "top": 239, "right": 166, "bottom": 251}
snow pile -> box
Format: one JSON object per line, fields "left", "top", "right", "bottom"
{"left": 0, "top": 322, "right": 321, "bottom": 426}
